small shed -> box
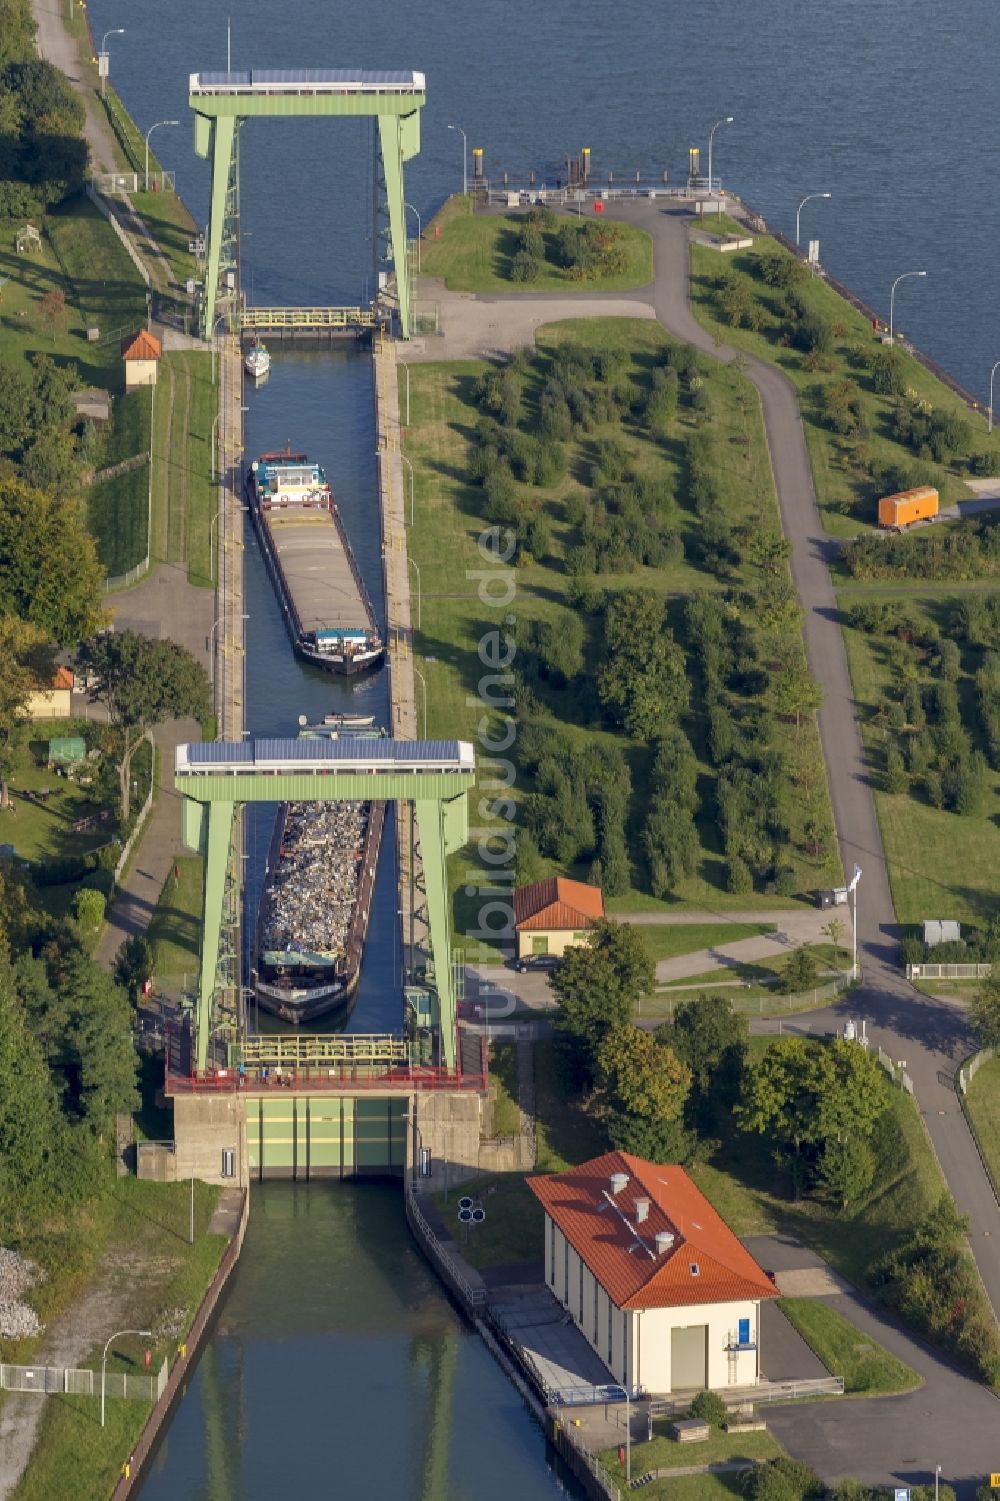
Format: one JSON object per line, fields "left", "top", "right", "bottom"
{"left": 513, "top": 877, "right": 605, "bottom": 961}
{"left": 15, "top": 224, "right": 41, "bottom": 255}
{"left": 71, "top": 389, "right": 112, "bottom": 424}
{"left": 923, "top": 920, "right": 961, "bottom": 948}
{"left": 26, "top": 668, "right": 74, "bottom": 721}
{"left": 48, "top": 735, "right": 86, "bottom": 766}
{"left": 121, "top": 328, "right": 162, "bottom": 390}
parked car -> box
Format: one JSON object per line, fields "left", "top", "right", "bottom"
{"left": 513, "top": 954, "right": 561, "bottom": 974}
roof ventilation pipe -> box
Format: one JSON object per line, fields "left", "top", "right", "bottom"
{"left": 635, "top": 1198, "right": 650, "bottom": 1223}
{"left": 610, "top": 1172, "right": 629, "bottom": 1196}
{"left": 655, "top": 1230, "right": 675, "bottom": 1255}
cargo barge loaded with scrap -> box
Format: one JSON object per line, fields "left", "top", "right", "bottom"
{"left": 246, "top": 450, "right": 383, "bottom": 675}
{"left": 252, "top": 715, "right": 386, "bottom": 1024}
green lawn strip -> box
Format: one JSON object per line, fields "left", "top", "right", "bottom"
{"left": 637, "top": 922, "right": 775, "bottom": 963}
{"left": 685, "top": 212, "right": 753, "bottom": 240}
{"left": 687, "top": 236, "right": 1000, "bottom": 538}
{"left": 46, "top": 196, "right": 148, "bottom": 349}
{"left": 610, "top": 1474, "right": 755, "bottom": 1501}
{"left": 87, "top": 463, "right": 148, "bottom": 576}
{"left": 434, "top": 1038, "right": 606, "bottom": 1268}
{"left": 0, "top": 724, "right": 111, "bottom": 866}
{"left": 838, "top": 595, "right": 1000, "bottom": 924}
{"left": 148, "top": 350, "right": 215, "bottom": 581}
{"left": 99, "top": 386, "right": 152, "bottom": 468}
{"left": 658, "top": 943, "right": 847, "bottom": 992}
{"left": 601, "top": 1428, "right": 781, "bottom": 1495}
{"left": 778, "top": 1297, "right": 920, "bottom": 1394}
{"left": 691, "top": 1082, "right": 944, "bottom": 1287}
{"left": 147, "top": 856, "right": 204, "bottom": 987}
{"left": 486, "top": 1040, "right": 522, "bottom": 1137}
{"left": 11, "top": 1178, "right": 227, "bottom": 1501}
{"left": 407, "top": 319, "right": 838, "bottom": 951}
{"left": 963, "top": 1057, "right": 1000, "bottom": 1197}
{"left": 421, "top": 194, "right": 653, "bottom": 293}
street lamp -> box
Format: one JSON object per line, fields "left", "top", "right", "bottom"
{"left": 408, "top": 555, "right": 421, "bottom": 630}
{"left": 888, "top": 269, "right": 927, "bottom": 347}
{"left": 400, "top": 360, "right": 411, "bottom": 427}
{"left": 413, "top": 664, "right": 428, "bottom": 739}
{"left": 404, "top": 201, "right": 421, "bottom": 272}
{"left": 209, "top": 612, "right": 248, "bottom": 685}
{"left": 989, "top": 360, "right": 1000, "bottom": 433}
{"left": 795, "top": 191, "right": 831, "bottom": 247}
{"left": 144, "top": 119, "right": 179, "bottom": 192}
{"left": 400, "top": 451, "right": 415, "bottom": 525}
{"left": 99, "top": 28, "right": 124, "bottom": 97}
{"left": 935, "top": 1466, "right": 941, "bottom": 1501}
{"left": 102, "top": 1328, "right": 151, "bottom": 1427}
{"left": 707, "top": 115, "right": 733, "bottom": 197}
{"left": 447, "top": 123, "right": 468, "bottom": 197}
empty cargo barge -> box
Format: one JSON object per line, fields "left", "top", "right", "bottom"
{"left": 246, "top": 450, "right": 383, "bottom": 675}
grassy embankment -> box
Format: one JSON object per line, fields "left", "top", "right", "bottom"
{"left": 838, "top": 596, "right": 1000, "bottom": 925}
{"left": 963, "top": 1056, "right": 1000, "bottom": 1195}
{"left": 7, "top": 1178, "right": 226, "bottom": 1501}
{"left": 778, "top": 1298, "right": 920, "bottom": 1395}
{"left": 687, "top": 229, "right": 1000, "bottom": 928}
{"left": 146, "top": 855, "right": 205, "bottom": 992}
{"left": 420, "top": 193, "right": 653, "bottom": 293}
{"left": 601, "top": 1428, "right": 783, "bottom": 1501}
{"left": 406, "top": 318, "right": 839, "bottom": 947}
{"left": 149, "top": 348, "right": 216, "bottom": 585}
{"left": 688, "top": 230, "right": 1000, "bottom": 540}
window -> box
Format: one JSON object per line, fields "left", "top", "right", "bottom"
{"left": 607, "top": 1296, "right": 613, "bottom": 1362}
{"left": 549, "top": 1224, "right": 556, "bottom": 1286}
{"left": 532, "top": 936, "right": 549, "bottom": 956}
{"left": 564, "top": 1239, "right": 569, "bottom": 1302}
{"left": 689, "top": 1262, "right": 700, "bottom": 1277}
{"left": 594, "top": 1277, "right": 598, "bottom": 1338}
{"left": 221, "top": 1148, "right": 235, "bottom": 1179}
{"left": 738, "top": 1317, "right": 751, "bottom": 1347}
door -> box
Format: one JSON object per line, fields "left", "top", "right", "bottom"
{"left": 671, "top": 1324, "right": 708, "bottom": 1391}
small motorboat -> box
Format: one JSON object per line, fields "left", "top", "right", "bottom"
{"left": 244, "top": 341, "right": 270, "bottom": 380}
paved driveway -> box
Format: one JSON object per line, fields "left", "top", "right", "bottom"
{"left": 745, "top": 1236, "right": 1000, "bottom": 1498}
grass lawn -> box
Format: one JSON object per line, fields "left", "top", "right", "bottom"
{"left": 46, "top": 197, "right": 148, "bottom": 350}
{"left": 407, "top": 318, "right": 840, "bottom": 948}
{"left": 435, "top": 1038, "right": 606, "bottom": 1268}
{"left": 601, "top": 1426, "right": 782, "bottom": 1497}
{"left": 421, "top": 194, "right": 653, "bottom": 293}
{"left": 149, "top": 349, "right": 215, "bottom": 583}
{"left": 778, "top": 1297, "right": 920, "bottom": 1394}
{"left": 839, "top": 595, "right": 1000, "bottom": 923}
{"left": 147, "top": 856, "right": 204, "bottom": 987}
{"left": 485, "top": 1040, "right": 521, "bottom": 1137}
{"left": 0, "top": 725, "right": 112, "bottom": 867}
{"left": 691, "top": 1079, "right": 944, "bottom": 1286}
{"left": 963, "top": 1056, "right": 1000, "bottom": 1195}
{"left": 10, "top": 1177, "right": 227, "bottom": 1501}
{"left": 688, "top": 235, "right": 1000, "bottom": 539}
{"left": 87, "top": 463, "right": 149, "bottom": 577}
{"left": 636, "top": 922, "right": 775, "bottom": 962}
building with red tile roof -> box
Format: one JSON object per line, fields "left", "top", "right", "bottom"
{"left": 121, "top": 328, "right": 161, "bottom": 390}
{"left": 527, "top": 1151, "right": 778, "bottom": 1394}
{"left": 512, "top": 877, "right": 604, "bottom": 960}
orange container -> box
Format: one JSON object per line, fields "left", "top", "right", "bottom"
{"left": 877, "top": 485, "right": 939, "bottom": 528}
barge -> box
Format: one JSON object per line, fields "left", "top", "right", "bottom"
{"left": 246, "top": 450, "right": 383, "bottom": 675}
{"left": 252, "top": 715, "right": 386, "bottom": 1024}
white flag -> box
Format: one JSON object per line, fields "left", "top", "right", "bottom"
{"left": 848, "top": 865, "right": 862, "bottom": 893}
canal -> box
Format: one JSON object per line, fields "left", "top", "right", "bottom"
{"left": 135, "top": 1183, "right": 566, "bottom": 1499}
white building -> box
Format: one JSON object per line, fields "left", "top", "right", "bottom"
{"left": 528, "top": 1151, "right": 779, "bottom": 1395}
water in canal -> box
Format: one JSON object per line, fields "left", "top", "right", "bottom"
{"left": 90, "top": 0, "right": 997, "bottom": 1487}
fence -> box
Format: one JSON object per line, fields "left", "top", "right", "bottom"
{"left": 957, "top": 1046, "right": 995, "bottom": 1097}
{"left": 654, "top": 973, "right": 852, "bottom": 1019}
{"left": 91, "top": 171, "right": 176, "bottom": 196}
{"left": 646, "top": 1376, "right": 844, "bottom": 1414}
{"left": 549, "top": 1417, "right": 621, "bottom": 1501}
{"left": 405, "top": 1187, "right": 487, "bottom": 1312}
{"left": 0, "top": 1359, "right": 167, "bottom": 1402}
{"left": 85, "top": 183, "right": 152, "bottom": 290}
{"left": 111, "top": 733, "right": 156, "bottom": 886}
{"left": 908, "top": 962, "right": 992, "bottom": 981}
{"left": 104, "top": 558, "right": 150, "bottom": 592}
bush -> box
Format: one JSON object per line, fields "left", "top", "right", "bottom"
{"left": 510, "top": 249, "right": 541, "bottom": 283}
{"left": 688, "top": 1390, "right": 727, "bottom": 1426}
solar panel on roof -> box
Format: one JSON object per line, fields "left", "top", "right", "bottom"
{"left": 183, "top": 738, "right": 466, "bottom": 766}
{"left": 195, "top": 68, "right": 420, "bottom": 88}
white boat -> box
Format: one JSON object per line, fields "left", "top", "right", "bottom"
{"left": 244, "top": 341, "right": 270, "bottom": 380}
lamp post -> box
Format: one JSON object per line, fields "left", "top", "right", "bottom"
{"left": 99, "top": 28, "right": 124, "bottom": 98}
{"left": 447, "top": 123, "right": 468, "bottom": 197}
{"left": 102, "top": 1328, "right": 151, "bottom": 1427}
{"left": 888, "top": 269, "right": 927, "bottom": 347}
{"left": 989, "top": 360, "right": 1000, "bottom": 433}
{"left": 935, "top": 1466, "right": 941, "bottom": 1501}
{"left": 625, "top": 1389, "right": 632, "bottom": 1485}
{"left": 404, "top": 201, "right": 421, "bottom": 272}
{"left": 400, "top": 451, "right": 415, "bottom": 525}
{"left": 209, "top": 612, "right": 248, "bottom": 686}
{"left": 401, "top": 361, "right": 411, "bottom": 427}
{"left": 211, "top": 413, "right": 221, "bottom": 482}
{"left": 795, "top": 191, "right": 831, "bottom": 247}
{"left": 707, "top": 115, "right": 733, "bottom": 197}
{"left": 413, "top": 664, "right": 428, "bottom": 739}
{"left": 408, "top": 555, "right": 421, "bottom": 630}
{"left": 144, "top": 119, "right": 179, "bottom": 192}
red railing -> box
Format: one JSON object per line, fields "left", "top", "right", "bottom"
{"left": 166, "top": 1064, "right": 487, "bottom": 1095}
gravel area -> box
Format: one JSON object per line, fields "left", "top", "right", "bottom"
{"left": 0, "top": 1249, "right": 40, "bottom": 1338}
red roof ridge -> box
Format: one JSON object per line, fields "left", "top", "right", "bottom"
{"left": 513, "top": 876, "right": 605, "bottom": 930}
{"left": 122, "top": 328, "right": 162, "bottom": 360}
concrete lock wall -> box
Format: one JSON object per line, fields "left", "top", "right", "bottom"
{"left": 172, "top": 1095, "right": 246, "bottom": 1186}
{"left": 408, "top": 1091, "right": 483, "bottom": 1192}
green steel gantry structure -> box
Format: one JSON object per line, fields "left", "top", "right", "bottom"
{"left": 188, "top": 68, "right": 426, "bottom": 337}
{"left": 175, "top": 737, "right": 475, "bottom": 1072}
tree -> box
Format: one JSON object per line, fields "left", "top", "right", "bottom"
{"left": 73, "top": 887, "right": 105, "bottom": 930}
{"left": 665, "top": 995, "right": 748, "bottom": 1132}
{"left": 550, "top": 919, "right": 655, "bottom": 1086}
{"left": 597, "top": 1024, "right": 692, "bottom": 1161}
{"left": 0, "top": 945, "right": 63, "bottom": 1228}
{"left": 113, "top": 934, "right": 157, "bottom": 1004}
{"left": 0, "top": 614, "right": 52, "bottom": 806}
{"left": 48, "top": 948, "right": 138, "bottom": 1131}
{"left": 780, "top": 947, "right": 820, "bottom": 993}
{"left": 821, "top": 917, "right": 845, "bottom": 953}
{"left": 815, "top": 1135, "right": 875, "bottom": 1208}
{"left": 971, "top": 973, "right": 1000, "bottom": 1049}
{"left": 38, "top": 287, "right": 67, "bottom": 341}
{"left": 0, "top": 477, "right": 106, "bottom": 643}
{"left": 77, "top": 631, "right": 211, "bottom": 821}
{"left": 597, "top": 590, "right": 689, "bottom": 739}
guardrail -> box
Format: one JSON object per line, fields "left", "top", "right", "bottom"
{"left": 405, "top": 1187, "right": 487, "bottom": 1311}
{"left": 647, "top": 1375, "right": 843, "bottom": 1414}
{"left": 954, "top": 1046, "right": 999, "bottom": 1209}
{"left": 166, "top": 1063, "right": 488, "bottom": 1094}
{"left": 241, "top": 306, "right": 378, "bottom": 331}
{"left": 908, "top": 962, "right": 992, "bottom": 980}
{"left": 1, "top": 1359, "right": 167, "bottom": 1402}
